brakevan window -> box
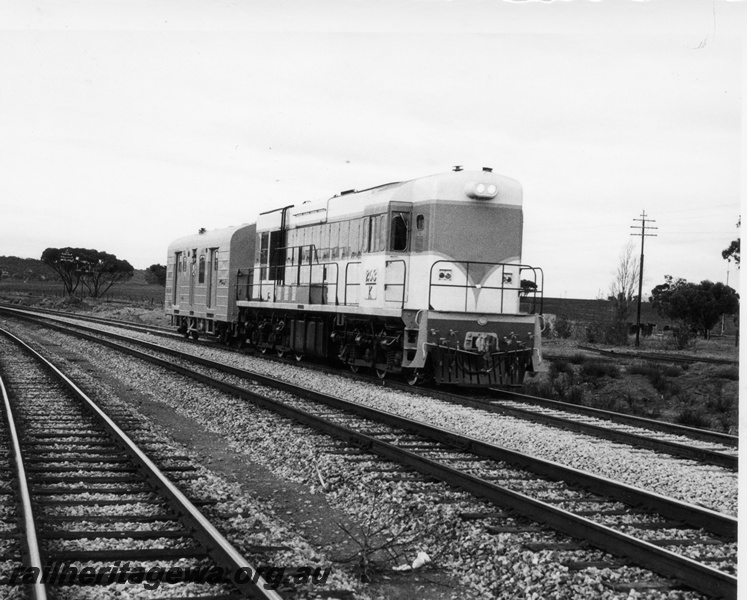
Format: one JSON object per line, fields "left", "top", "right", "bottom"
{"left": 198, "top": 255, "right": 206, "bottom": 283}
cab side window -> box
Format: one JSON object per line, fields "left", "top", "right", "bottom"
{"left": 390, "top": 212, "right": 409, "bottom": 252}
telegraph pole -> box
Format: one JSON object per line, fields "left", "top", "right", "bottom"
{"left": 630, "top": 211, "right": 657, "bottom": 347}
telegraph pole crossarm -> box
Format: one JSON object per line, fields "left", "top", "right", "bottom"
{"left": 630, "top": 211, "right": 657, "bottom": 347}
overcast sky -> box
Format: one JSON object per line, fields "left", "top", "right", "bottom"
{"left": 0, "top": 0, "right": 743, "bottom": 299}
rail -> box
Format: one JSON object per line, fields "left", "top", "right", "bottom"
{"left": 1, "top": 371, "right": 47, "bottom": 600}
{"left": 0, "top": 313, "right": 736, "bottom": 598}
{"left": 0, "top": 327, "right": 283, "bottom": 600}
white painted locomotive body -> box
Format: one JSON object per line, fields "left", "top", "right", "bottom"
{"left": 166, "top": 168, "right": 543, "bottom": 386}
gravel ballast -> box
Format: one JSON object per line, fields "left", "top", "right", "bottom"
{"left": 3, "top": 319, "right": 731, "bottom": 599}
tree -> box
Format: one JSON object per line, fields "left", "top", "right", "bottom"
{"left": 650, "top": 276, "right": 739, "bottom": 340}
{"left": 41, "top": 247, "right": 133, "bottom": 298}
{"left": 145, "top": 264, "right": 167, "bottom": 287}
{"left": 41, "top": 247, "right": 86, "bottom": 296}
{"left": 606, "top": 241, "right": 641, "bottom": 344}
{"left": 721, "top": 216, "right": 740, "bottom": 268}
{"left": 519, "top": 279, "right": 538, "bottom": 297}
{"left": 79, "top": 251, "right": 134, "bottom": 298}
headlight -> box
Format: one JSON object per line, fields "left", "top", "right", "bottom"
{"left": 465, "top": 181, "right": 499, "bottom": 199}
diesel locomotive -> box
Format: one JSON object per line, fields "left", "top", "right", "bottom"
{"left": 165, "top": 167, "right": 543, "bottom": 386}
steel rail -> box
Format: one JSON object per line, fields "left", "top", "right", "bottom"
{"left": 5, "top": 317, "right": 735, "bottom": 598}
{"left": 441, "top": 392, "right": 737, "bottom": 470}
{"left": 574, "top": 344, "right": 738, "bottom": 366}
{"left": 3, "top": 304, "right": 736, "bottom": 459}
{"left": 490, "top": 388, "right": 738, "bottom": 447}
{"left": 0, "top": 373, "right": 47, "bottom": 600}
{"left": 0, "top": 327, "right": 283, "bottom": 600}
{"left": 0, "top": 303, "right": 174, "bottom": 336}
{"left": 2, "top": 305, "right": 736, "bottom": 453}
{"left": 3, "top": 313, "right": 736, "bottom": 539}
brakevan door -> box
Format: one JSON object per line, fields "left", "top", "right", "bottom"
{"left": 172, "top": 252, "right": 181, "bottom": 306}
{"left": 188, "top": 248, "right": 196, "bottom": 306}
{"left": 207, "top": 248, "right": 218, "bottom": 308}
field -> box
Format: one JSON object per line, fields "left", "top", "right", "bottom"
{"left": 0, "top": 276, "right": 166, "bottom": 306}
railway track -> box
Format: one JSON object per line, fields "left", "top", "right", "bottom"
{"left": 0, "top": 327, "right": 283, "bottom": 599}
{"left": 572, "top": 345, "right": 739, "bottom": 366}
{"left": 396, "top": 386, "right": 738, "bottom": 471}
{"left": 0, "top": 304, "right": 737, "bottom": 473}
{"left": 0, "top": 311, "right": 736, "bottom": 598}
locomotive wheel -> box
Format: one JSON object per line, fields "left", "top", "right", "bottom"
{"left": 190, "top": 331, "right": 199, "bottom": 341}
{"left": 350, "top": 364, "right": 360, "bottom": 374}
{"left": 375, "top": 368, "right": 387, "bottom": 379}
{"left": 294, "top": 352, "right": 304, "bottom": 362}
{"left": 276, "top": 349, "right": 287, "bottom": 358}
{"left": 405, "top": 370, "right": 424, "bottom": 386}
{"left": 259, "top": 347, "right": 268, "bottom": 355}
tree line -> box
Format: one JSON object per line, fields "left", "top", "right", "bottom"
{"left": 36, "top": 248, "right": 165, "bottom": 297}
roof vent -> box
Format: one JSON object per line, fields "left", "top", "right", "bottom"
{"left": 482, "top": 167, "right": 493, "bottom": 172}
{"left": 453, "top": 165, "right": 463, "bottom": 172}
{"left": 340, "top": 189, "right": 356, "bottom": 196}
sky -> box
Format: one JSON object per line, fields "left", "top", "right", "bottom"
{"left": 0, "top": 0, "right": 743, "bottom": 299}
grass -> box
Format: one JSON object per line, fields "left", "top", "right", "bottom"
{"left": 0, "top": 279, "right": 165, "bottom": 305}
{"left": 580, "top": 360, "right": 620, "bottom": 380}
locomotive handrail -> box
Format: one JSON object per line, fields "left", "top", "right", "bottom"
{"left": 428, "top": 260, "right": 543, "bottom": 314}
{"left": 344, "top": 261, "right": 361, "bottom": 306}
{"left": 384, "top": 259, "right": 407, "bottom": 308}
{"left": 519, "top": 266, "right": 544, "bottom": 315}
{"left": 235, "top": 260, "right": 340, "bottom": 306}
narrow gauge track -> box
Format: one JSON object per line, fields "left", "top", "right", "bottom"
{"left": 571, "top": 345, "right": 739, "bottom": 367}
{"left": 0, "top": 302, "right": 175, "bottom": 338}
{"left": 0, "top": 305, "right": 738, "bottom": 472}
{"left": 1, "top": 312, "right": 737, "bottom": 599}
{"left": 0, "top": 328, "right": 283, "bottom": 600}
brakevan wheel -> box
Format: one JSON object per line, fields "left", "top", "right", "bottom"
{"left": 277, "top": 349, "right": 287, "bottom": 358}
{"left": 375, "top": 368, "right": 387, "bottom": 379}
{"left": 350, "top": 364, "right": 360, "bottom": 374}
{"left": 190, "top": 331, "right": 199, "bottom": 341}
{"left": 294, "top": 353, "right": 304, "bottom": 362}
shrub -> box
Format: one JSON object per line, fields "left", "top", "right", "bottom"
{"left": 627, "top": 361, "right": 659, "bottom": 377}
{"left": 548, "top": 359, "right": 574, "bottom": 381}
{"left": 671, "top": 327, "right": 697, "bottom": 350}
{"left": 522, "top": 378, "right": 555, "bottom": 400}
{"left": 580, "top": 360, "right": 620, "bottom": 380}
{"left": 625, "top": 394, "right": 662, "bottom": 419}
{"left": 585, "top": 321, "right": 607, "bottom": 344}
{"left": 559, "top": 384, "right": 586, "bottom": 405}
{"left": 662, "top": 365, "right": 684, "bottom": 377}
{"left": 714, "top": 366, "right": 739, "bottom": 381}
{"left": 568, "top": 353, "right": 587, "bottom": 365}
{"left": 603, "top": 320, "right": 630, "bottom": 346}
{"left": 553, "top": 314, "right": 573, "bottom": 339}
{"left": 675, "top": 408, "right": 711, "bottom": 429}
